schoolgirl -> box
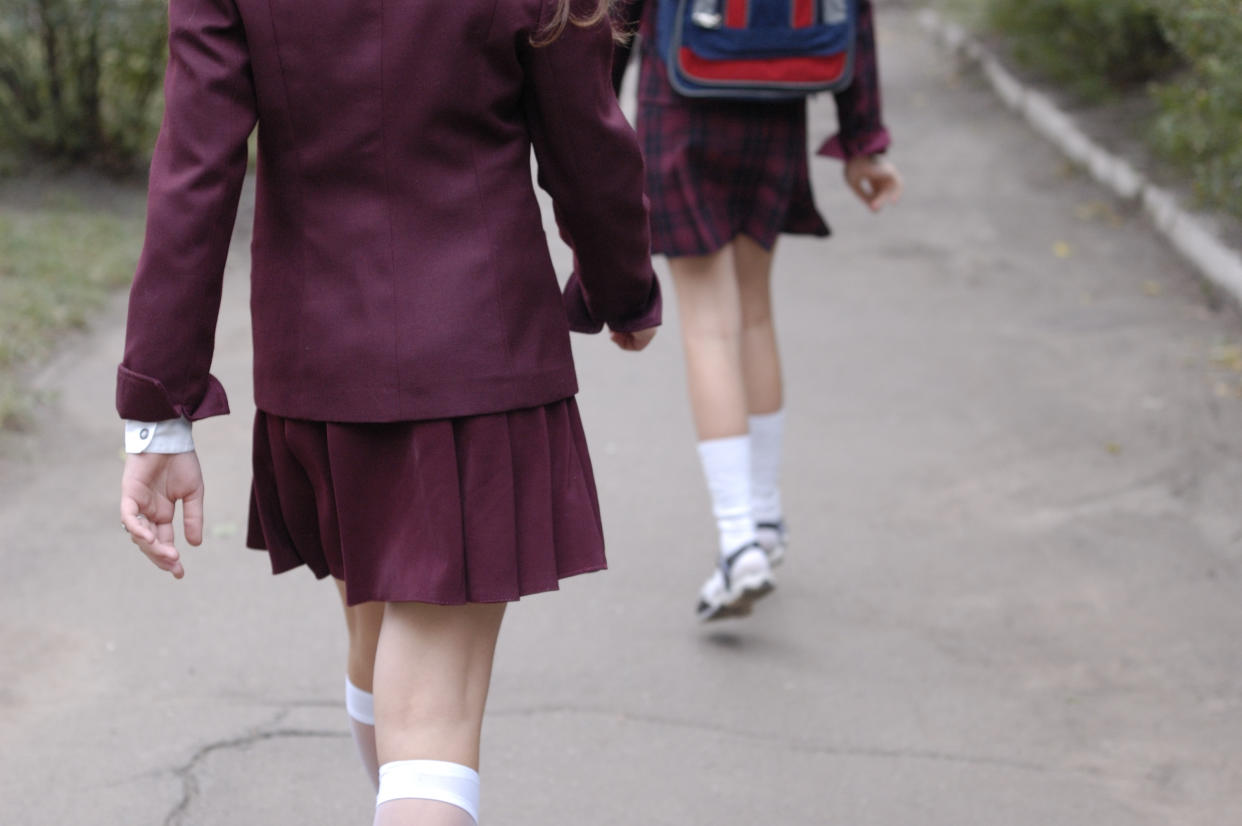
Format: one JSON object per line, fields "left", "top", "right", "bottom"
{"left": 117, "top": 0, "right": 660, "bottom": 823}
{"left": 629, "top": 0, "right": 902, "bottom": 620}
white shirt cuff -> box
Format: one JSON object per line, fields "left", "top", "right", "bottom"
{"left": 124, "top": 418, "right": 195, "bottom": 454}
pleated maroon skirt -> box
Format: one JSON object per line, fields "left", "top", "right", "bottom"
{"left": 245, "top": 398, "right": 606, "bottom": 606}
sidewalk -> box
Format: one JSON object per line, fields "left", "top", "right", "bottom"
{"left": 1, "top": 10, "right": 1240, "bottom": 825}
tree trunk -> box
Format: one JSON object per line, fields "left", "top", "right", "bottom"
{"left": 35, "top": 0, "right": 66, "bottom": 154}
{"left": 77, "top": 0, "right": 104, "bottom": 155}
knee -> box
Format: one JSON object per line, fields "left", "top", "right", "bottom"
{"left": 379, "top": 687, "right": 476, "bottom": 730}
{"left": 681, "top": 311, "right": 743, "bottom": 343}
{"left": 374, "top": 690, "right": 483, "bottom": 766}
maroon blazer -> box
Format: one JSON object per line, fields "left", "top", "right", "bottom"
{"left": 118, "top": 0, "right": 661, "bottom": 424}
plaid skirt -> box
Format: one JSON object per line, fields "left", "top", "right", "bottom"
{"left": 636, "top": 37, "right": 830, "bottom": 258}
{"left": 245, "top": 398, "right": 606, "bottom": 606}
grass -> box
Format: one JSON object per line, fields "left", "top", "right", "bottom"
{"left": 0, "top": 177, "right": 145, "bottom": 429}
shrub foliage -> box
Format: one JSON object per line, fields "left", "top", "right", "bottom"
{"left": 1149, "top": 0, "right": 1242, "bottom": 217}
{"left": 986, "top": 0, "right": 1242, "bottom": 218}
{"left": 0, "top": 0, "right": 167, "bottom": 168}
{"left": 989, "top": 0, "right": 1180, "bottom": 99}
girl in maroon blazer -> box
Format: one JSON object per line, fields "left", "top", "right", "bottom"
{"left": 117, "top": 0, "right": 659, "bottom": 823}
{"left": 629, "top": 0, "right": 901, "bottom": 620}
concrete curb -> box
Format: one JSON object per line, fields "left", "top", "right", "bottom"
{"left": 917, "top": 8, "right": 1242, "bottom": 309}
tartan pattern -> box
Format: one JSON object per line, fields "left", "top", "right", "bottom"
{"left": 637, "top": 75, "right": 829, "bottom": 256}
{"left": 635, "top": 0, "right": 890, "bottom": 257}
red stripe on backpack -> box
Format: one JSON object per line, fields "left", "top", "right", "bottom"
{"left": 725, "top": 0, "right": 749, "bottom": 28}
{"left": 678, "top": 48, "right": 848, "bottom": 84}
{"left": 792, "top": 0, "right": 814, "bottom": 28}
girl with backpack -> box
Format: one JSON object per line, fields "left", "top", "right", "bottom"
{"left": 629, "top": 0, "right": 902, "bottom": 620}
{"left": 117, "top": 0, "right": 659, "bottom": 823}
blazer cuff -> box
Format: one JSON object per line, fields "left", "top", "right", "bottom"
{"left": 562, "top": 271, "right": 604, "bottom": 334}
{"left": 562, "top": 272, "right": 663, "bottom": 335}
{"left": 817, "top": 128, "right": 892, "bottom": 161}
{"left": 606, "top": 276, "right": 663, "bottom": 333}
{"left": 116, "top": 364, "right": 230, "bottom": 422}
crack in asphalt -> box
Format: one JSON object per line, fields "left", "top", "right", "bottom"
{"left": 162, "top": 709, "right": 348, "bottom": 826}
{"left": 490, "top": 702, "right": 1055, "bottom": 775}
{"left": 157, "top": 698, "right": 1056, "bottom": 826}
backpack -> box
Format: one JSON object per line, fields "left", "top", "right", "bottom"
{"left": 655, "top": 0, "right": 858, "bottom": 101}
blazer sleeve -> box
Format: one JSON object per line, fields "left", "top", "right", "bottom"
{"left": 520, "top": 0, "right": 662, "bottom": 335}
{"left": 817, "top": 0, "right": 893, "bottom": 161}
{"left": 116, "top": 0, "right": 257, "bottom": 422}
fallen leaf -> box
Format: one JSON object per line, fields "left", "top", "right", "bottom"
{"left": 1074, "top": 200, "right": 1124, "bottom": 227}
{"left": 1053, "top": 241, "right": 1072, "bottom": 259}
{"left": 1104, "top": 442, "right": 1122, "bottom": 455}
{"left": 1143, "top": 280, "right": 1163, "bottom": 297}
{"left": 1209, "top": 344, "right": 1242, "bottom": 371}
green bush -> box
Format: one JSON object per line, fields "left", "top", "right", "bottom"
{"left": 1150, "top": 0, "right": 1242, "bottom": 218}
{"left": 987, "top": 0, "right": 1181, "bottom": 100}
{"left": 983, "top": 0, "right": 1242, "bottom": 220}
{"left": 0, "top": 0, "right": 167, "bottom": 168}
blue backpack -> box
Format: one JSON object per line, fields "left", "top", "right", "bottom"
{"left": 656, "top": 0, "right": 858, "bottom": 101}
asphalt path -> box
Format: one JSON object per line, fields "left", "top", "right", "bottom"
{"left": 1, "top": 10, "right": 1239, "bottom": 825}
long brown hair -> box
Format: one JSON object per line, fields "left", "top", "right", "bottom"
{"left": 533, "top": 0, "right": 627, "bottom": 46}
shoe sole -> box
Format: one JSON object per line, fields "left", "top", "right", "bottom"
{"left": 697, "top": 571, "right": 775, "bottom": 622}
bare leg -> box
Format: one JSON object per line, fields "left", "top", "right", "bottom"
{"left": 669, "top": 244, "right": 748, "bottom": 440}
{"left": 671, "top": 244, "right": 774, "bottom": 618}
{"left": 733, "top": 234, "right": 782, "bottom": 416}
{"left": 372, "top": 600, "right": 506, "bottom": 825}
{"left": 734, "top": 234, "right": 788, "bottom": 560}
{"left": 336, "top": 580, "right": 384, "bottom": 788}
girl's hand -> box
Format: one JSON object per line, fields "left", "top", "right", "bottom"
{"left": 844, "top": 155, "right": 903, "bottom": 213}
{"left": 120, "top": 452, "right": 205, "bottom": 579}
{"left": 610, "top": 327, "right": 657, "bottom": 352}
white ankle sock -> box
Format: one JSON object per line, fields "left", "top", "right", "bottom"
{"left": 345, "top": 677, "right": 379, "bottom": 788}
{"left": 696, "top": 435, "right": 757, "bottom": 556}
{"left": 749, "top": 410, "right": 785, "bottom": 525}
{"left": 377, "top": 760, "right": 480, "bottom": 824}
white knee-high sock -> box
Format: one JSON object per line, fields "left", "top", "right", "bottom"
{"left": 697, "top": 435, "right": 756, "bottom": 556}
{"left": 749, "top": 410, "right": 785, "bottom": 525}
{"left": 375, "top": 760, "right": 480, "bottom": 825}
{"left": 346, "top": 676, "right": 380, "bottom": 789}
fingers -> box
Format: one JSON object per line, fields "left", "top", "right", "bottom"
{"left": 120, "top": 496, "right": 157, "bottom": 545}
{"left": 873, "top": 173, "right": 903, "bottom": 209}
{"left": 860, "top": 174, "right": 902, "bottom": 212}
{"left": 629, "top": 328, "right": 656, "bottom": 351}
{"left": 182, "top": 484, "right": 205, "bottom": 547}
{"left": 120, "top": 451, "right": 196, "bottom": 578}
{"left": 846, "top": 173, "right": 873, "bottom": 207}
{"left": 123, "top": 508, "right": 184, "bottom": 578}
{"left": 610, "top": 331, "right": 640, "bottom": 351}
{"left": 867, "top": 179, "right": 899, "bottom": 212}
{"left": 610, "top": 328, "right": 657, "bottom": 351}
{"left": 121, "top": 484, "right": 179, "bottom": 576}
{"left": 844, "top": 156, "right": 903, "bottom": 213}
